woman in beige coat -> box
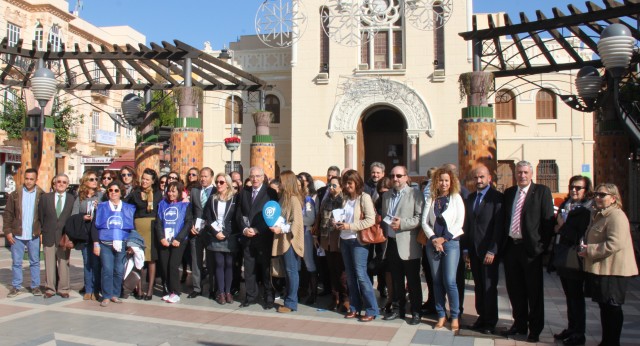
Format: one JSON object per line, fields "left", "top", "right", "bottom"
{"left": 270, "top": 170, "right": 304, "bottom": 313}
{"left": 579, "top": 183, "right": 638, "bottom": 346}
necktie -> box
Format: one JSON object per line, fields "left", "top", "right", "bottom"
{"left": 201, "top": 188, "right": 209, "bottom": 206}
{"left": 474, "top": 192, "right": 483, "bottom": 212}
{"left": 252, "top": 189, "right": 258, "bottom": 203}
{"left": 510, "top": 189, "right": 526, "bottom": 238}
{"left": 56, "top": 194, "right": 63, "bottom": 217}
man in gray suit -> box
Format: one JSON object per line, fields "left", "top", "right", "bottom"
{"left": 188, "top": 167, "right": 216, "bottom": 298}
{"left": 39, "top": 173, "right": 75, "bottom": 298}
{"left": 381, "top": 166, "right": 424, "bottom": 325}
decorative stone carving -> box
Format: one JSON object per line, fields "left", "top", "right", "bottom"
{"left": 252, "top": 111, "right": 274, "bottom": 135}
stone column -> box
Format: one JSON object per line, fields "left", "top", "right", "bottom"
{"left": 170, "top": 87, "right": 203, "bottom": 177}
{"left": 407, "top": 132, "right": 419, "bottom": 175}
{"left": 135, "top": 142, "right": 162, "bottom": 178}
{"left": 594, "top": 117, "right": 629, "bottom": 206}
{"left": 18, "top": 90, "right": 55, "bottom": 190}
{"left": 250, "top": 111, "right": 276, "bottom": 180}
{"left": 343, "top": 132, "right": 356, "bottom": 170}
{"left": 458, "top": 71, "right": 497, "bottom": 180}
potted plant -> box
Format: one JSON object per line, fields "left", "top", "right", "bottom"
{"left": 224, "top": 136, "right": 241, "bottom": 151}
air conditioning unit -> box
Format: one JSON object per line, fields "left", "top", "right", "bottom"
{"left": 434, "top": 69, "right": 445, "bottom": 77}
{"left": 393, "top": 64, "right": 403, "bottom": 70}
{"left": 317, "top": 72, "right": 329, "bottom": 80}
{"left": 358, "top": 63, "right": 369, "bottom": 70}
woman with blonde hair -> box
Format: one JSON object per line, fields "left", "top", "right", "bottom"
{"left": 579, "top": 183, "right": 638, "bottom": 346}
{"left": 72, "top": 170, "right": 103, "bottom": 300}
{"left": 421, "top": 165, "right": 465, "bottom": 332}
{"left": 269, "top": 170, "right": 304, "bottom": 313}
{"left": 203, "top": 173, "right": 239, "bottom": 305}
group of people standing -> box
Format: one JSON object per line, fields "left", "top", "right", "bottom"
{"left": 3, "top": 160, "right": 637, "bottom": 346}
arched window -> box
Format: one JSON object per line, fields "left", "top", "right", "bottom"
{"left": 536, "top": 159, "right": 559, "bottom": 192}
{"left": 536, "top": 89, "right": 556, "bottom": 119}
{"left": 48, "top": 24, "right": 63, "bottom": 51}
{"left": 265, "top": 95, "right": 280, "bottom": 124}
{"left": 495, "top": 89, "right": 516, "bottom": 120}
{"left": 320, "top": 6, "right": 330, "bottom": 73}
{"left": 225, "top": 96, "right": 243, "bottom": 125}
{"left": 359, "top": 0, "right": 403, "bottom": 70}
{"left": 34, "top": 22, "right": 43, "bottom": 50}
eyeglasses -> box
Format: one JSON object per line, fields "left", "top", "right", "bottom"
{"left": 102, "top": 176, "right": 112, "bottom": 181}
{"left": 392, "top": 174, "right": 405, "bottom": 179}
{"left": 87, "top": 178, "right": 98, "bottom": 182}
{"left": 56, "top": 180, "right": 69, "bottom": 184}
{"left": 168, "top": 176, "right": 178, "bottom": 180}
{"left": 594, "top": 192, "right": 611, "bottom": 199}
{"left": 569, "top": 186, "right": 585, "bottom": 191}
{"left": 216, "top": 180, "right": 226, "bottom": 185}
{"left": 233, "top": 186, "right": 239, "bottom": 190}
{"left": 121, "top": 173, "right": 132, "bottom": 177}
{"left": 189, "top": 173, "right": 198, "bottom": 177}
{"left": 329, "top": 184, "right": 338, "bottom": 189}
{"left": 108, "top": 188, "right": 120, "bottom": 193}
{"left": 159, "top": 180, "right": 167, "bottom": 185}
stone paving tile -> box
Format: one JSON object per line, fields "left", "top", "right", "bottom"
{"left": 0, "top": 302, "right": 31, "bottom": 318}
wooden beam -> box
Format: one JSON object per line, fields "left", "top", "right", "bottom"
{"left": 520, "top": 12, "right": 557, "bottom": 66}
{"left": 492, "top": 60, "right": 603, "bottom": 77}
{"left": 504, "top": 14, "right": 532, "bottom": 69}
{"left": 552, "top": 7, "right": 600, "bottom": 53}
{"left": 488, "top": 14, "right": 507, "bottom": 70}
{"left": 87, "top": 44, "right": 115, "bottom": 85}
{"left": 537, "top": 10, "right": 584, "bottom": 63}
{"left": 587, "top": 1, "right": 640, "bottom": 38}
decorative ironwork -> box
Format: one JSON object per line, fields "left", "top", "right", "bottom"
{"left": 322, "top": 0, "right": 374, "bottom": 47}
{"left": 361, "top": 0, "right": 402, "bottom": 26}
{"left": 405, "top": 0, "right": 453, "bottom": 31}
{"left": 255, "top": 0, "right": 308, "bottom": 48}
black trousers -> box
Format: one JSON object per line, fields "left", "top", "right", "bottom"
{"left": 560, "top": 275, "right": 586, "bottom": 335}
{"left": 469, "top": 249, "right": 499, "bottom": 328}
{"left": 421, "top": 245, "right": 435, "bottom": 308}
{"left": 386, "top": 238, "right": 423, "bottom": 315}
{"left": 503, "top": 241, "right": 544, "bottom": 336}
{"left": 157, "top": 240, "right": 189, "bottom": 295}
{"left": 189, "top": 235, "right": 207, "bottom": 293}
{"left": 456, "top": 248, "right": 466, "bottom": 315}
{"left": 243, "top": 244, "right": 273, "bottom": 303}
{"left": 599, "top": 302, "right": 623, "bottom": 346}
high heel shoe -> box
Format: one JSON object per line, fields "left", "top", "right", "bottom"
{"left": 434, "top": 317, "right": 446, "bottom": 330}
{"left": 451, "top": 319, "right": 460, "bottom": 334}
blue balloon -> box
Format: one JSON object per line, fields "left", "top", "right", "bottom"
{"left": 262, "top": 200, "right": 282, "bottom": 227}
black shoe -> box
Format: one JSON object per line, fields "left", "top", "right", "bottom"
{"left": 180, "top": 271, "right": 188, "bottom": 283}
{"left": 208, "top": 292, "right": 216, "bottom": 300}
{"left": 408, "top": 314, "right": 421, "bottom": 325}
{"left": 420, "top": 302, "right": 436, "bottom": 315}
{"left": 264, "top": 302, "right": 274, "bottom": 310}
{"left": 382, "top": 311, "right": 404, "bottom": 321}
{"left": 526, "top": 334, "right": 540, "bottom": 343}
{"left": 240, "top": 300, "right": 255, "bottom": 307}
{"left": 479, "top": 328, "right": 495, "bottom": 335}
{"left": 554, "top": 329, "right": 572, "bottom": 340}
{"left": 466, "top": 320, "right": 483, "bottom": 331}
{"left": 501, "top": 325, "right": 527, "bottom": 337}
{"left": 187, "top": 291, "right": 200, "bottom": 299}
{"left": 563, "top": 335, "right": 586, "bottom": 346}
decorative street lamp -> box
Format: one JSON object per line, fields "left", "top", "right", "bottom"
{"left": 30, "top": 65, "right": 57, "bottom": 165}
{"left": 121, "top": 93, "right": 144, "bottom": 127}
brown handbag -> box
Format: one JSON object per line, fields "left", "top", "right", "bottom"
{"left": 58, "top": 233, "right": 74, "bottom": 250}
{"left": 416, "top": 230, "right": 427, "bottom": 246}
{"left": 357, "top": 198, "right": 386, "bottom": 244}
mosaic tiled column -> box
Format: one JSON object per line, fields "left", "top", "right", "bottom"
{"left": 18, "top": 117, "right": 55, "bottom": 191}
{"left": 250, "top": 111, "right": 275, "bottom": 179}
{"left": 170, "top": 87, "right": 203, "bottom": 178}
{"left": 594, "top": 119, "right": 629, "bottom": 205}
{"left": 458, "top": 71, "right": 497, "bottom": 180}
{"left": 135, "top": 142, "right": 162, "bottom": 178}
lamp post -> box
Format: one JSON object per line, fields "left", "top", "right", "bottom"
{"left": 218, "top": 48, "right": 237, "bottom": 172}
{"left": 30, "top": 64, "right": 57, "bottom": 167}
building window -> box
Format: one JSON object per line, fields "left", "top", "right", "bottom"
{"left": 373, "top": 31, "right": 389, "bottom": 69}
{"left": 91, "top": 111, "right": 100, "bottom": 141}
{"left": 536, "top": 159, "right": 559, "bottom": 193}
{"left": 496, "top": 160, "right": 515, "bottom": 192}
{"left": 113, "top": 121, "right": 121, "bottom": 136}
{"left": 34, "top": 22, "right": 43, "bottom": 50}
{"left": 265, "top": 95, "right": 280, "bottom": 124}
{"left": 93, "top": 63, "right": 101, "bottom": 83}
{"left": 225, "top": 162, "right": 243, "bottom": 176}
{"left": 225, "top": 96, "right": 243, "bottom": 125}
{"left": 7, "top": 22, "right": 21, "bottom": 46}
{"left": 393, "top": 30, "right": 403, "bottom": 66}
{"left": 320, "top": 6, "right": 330, "bottom": 73}
{"left": 359, "top": 0, "right": 402, "bottom": 70}
{"left": 434, "top": 3, "right": 445, "bottom": 69}
{"left": 536, "top": 89, "right": 556, "bottom": 119}
{"left": 126, "top": 126, "right": 133, "bottom": 138}
{"left": 495, "top": 89, "right": 516, "bottom": 120}
{"left": 48, "top": 24, "right": 63, "bottom": 51}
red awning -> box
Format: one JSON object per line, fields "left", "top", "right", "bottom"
{"left": 105, "top": 150, "right": 135, "bottom": 170}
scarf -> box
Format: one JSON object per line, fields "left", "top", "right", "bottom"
{"left": 319, "top": 193, "right": 343, "bottom": 238}
{"left": 141, "top": 186, "right": 154, "bottom": 212}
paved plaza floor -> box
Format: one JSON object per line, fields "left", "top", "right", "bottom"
{"left": 1, "top": 219, "right": 638, "bottom": 345}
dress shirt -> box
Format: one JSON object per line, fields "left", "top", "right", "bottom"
{"left": 18, "top": 187, "right": 37, "bottom": 240}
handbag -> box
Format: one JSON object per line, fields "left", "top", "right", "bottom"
{"left": 416, "top": 230, "right": 427, "bottom": 246}
{"left": 58, "top": 233, "right": 74, "bottom": 250}
{"left": 357, "top": 198, "right": 386, "bottom": 244}
{"left": 552, "top": 242, "right": 582, "bottom": 271}
{"left": 271, "top": 256, "right": 285, "bottom": 278}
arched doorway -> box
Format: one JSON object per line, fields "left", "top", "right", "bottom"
{"left": 358, "top": 107, "right": 407, "bottom": 177}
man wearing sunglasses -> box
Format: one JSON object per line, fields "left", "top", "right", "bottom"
{"left": 501, "top": 161, "right": 554, "bottom": 343}
{"left": 39, "top": 174, "right": 75, "bottom": 298}
{"left": 188, "top": 167, "right": 216, "bottom": 299}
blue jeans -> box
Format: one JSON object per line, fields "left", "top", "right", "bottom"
{"left": 11, "top": 237, "right": 41, "bottom": 289}
{"left": 302, "top": 229, "right": 316, "bottom": 272}
{"left": 341, "top": 238, "right": 379, "bottom": 317}
{"left": 427, "top": 240, "right": 461, "bottom": 319}
{"left": 99, "top": 243, "right": 126, "bottom": 300}
{"left": 282, "top": 246, "right": 300, "bottom": 310}
{"left": 81, "top": 246, "right": 101, "bottom": 294}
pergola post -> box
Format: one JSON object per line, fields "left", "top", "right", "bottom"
{"left": 135, "top": 90, "right": 161, "bottom": 178}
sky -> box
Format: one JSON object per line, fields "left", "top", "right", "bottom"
{"left": 70, "top": 0, "right": 583, "bottom": 50}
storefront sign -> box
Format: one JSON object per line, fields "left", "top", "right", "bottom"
{"left": 81, "top": 157, "right": 113, "bottom": 164}
{"left": 6, "top": 153, "right": 21, "bottom": 163}
{"left": 96, "top": 129, "right": 117, "bottom": 146}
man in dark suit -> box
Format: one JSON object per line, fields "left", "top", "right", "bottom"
{"left": 462, "top": 166, "right": 504, "bottom": 334}
{"left": 315, "top": 165, "right": 340, "bottom": 208}
{"left": 188, "top": 167, "right": 216, "bottom": 298}
{"left": 501, "top": 161, "right": 554, "bottom": 342}
{"left": 39, "top": 174, "right": 75, "bottom": 298}
{"left": 236, "top": 166, "right": 278, "bottom": 309}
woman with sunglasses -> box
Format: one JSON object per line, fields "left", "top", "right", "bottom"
{"left": 158, "top": 174, "right": 168, "bottom": 193}
{"left": 156, "top": 180, "right": 193, "bottom": 304}
{"left": 100, "top": 170, "right": 118, "bottom": 194}
{"left": 270, "top": 170, "right": 304, "bottom": 313}
{"left": 421, "top": 165, "right": 465, "bottom": 332}
{"left": 119, "top": 166, "right": 138, "bottom": 203}
{"left": 72, "top": 170, "right": 104, "bottom": 301}
{"left": 552, "top": 176, "right": 593, "bottom": 346}
{"left": 185, "top": 167, "right": 200, "bottom": 197}
{"left": 316, "top": 175, "right": 348, "bottom": 312}
{"left": 579, "top": 183, "right": 638, "bottom": 346}
{"left": 130, "top": 168, "right": 163, "bottom": 300}
{"left": 92, "top": 180, "right": 136, "bottom": 307}
{"left": 203, "top": 173, "right": 238, "bottom": 305}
